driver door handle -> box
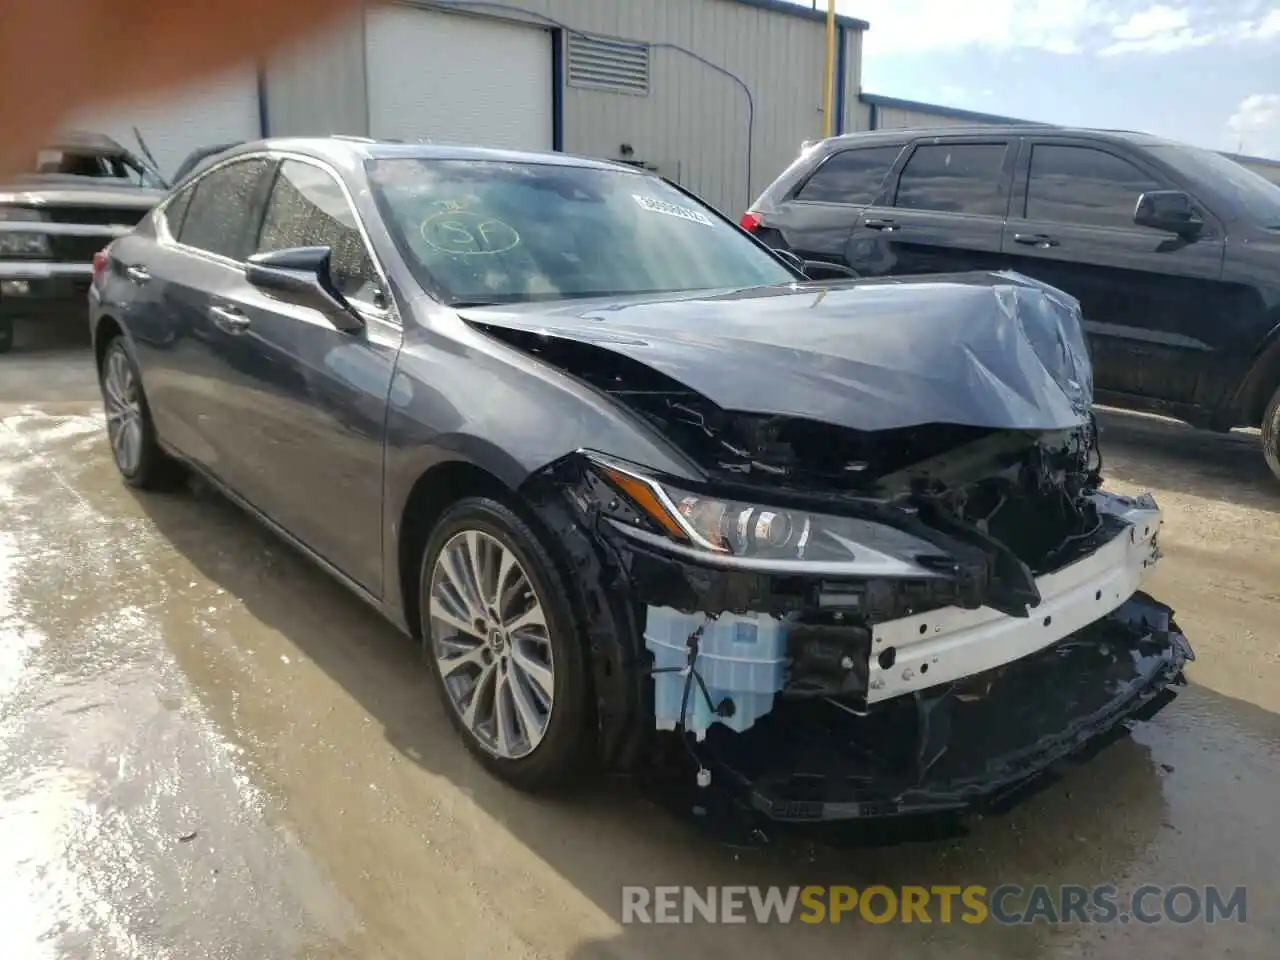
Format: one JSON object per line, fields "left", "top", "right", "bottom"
{"left": 209, "top": 304, "right": 251, "bottom": 332}
{"left": 1013, "top": 233, "right": 1060, "bottom": 248}
{"left": 863, "top": 217, "right": 898, "bottom": 232}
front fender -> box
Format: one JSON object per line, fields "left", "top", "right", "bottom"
{"left": 1228, "top": 313, "right": 1280, "bottom": 427}
{"left": 379, "top": 331, "right": 707, "bottom": 617}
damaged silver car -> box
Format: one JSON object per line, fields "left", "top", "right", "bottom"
{"left": 89, "top": 139, "right": 1193, "bottom": 824}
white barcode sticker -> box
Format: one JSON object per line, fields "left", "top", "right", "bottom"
{"left": 631, "top": 194, "right": 713, "bottom": 225}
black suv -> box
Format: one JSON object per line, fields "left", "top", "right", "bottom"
{"left": 743, "top": 126, "right": 1280, "bottom": 480}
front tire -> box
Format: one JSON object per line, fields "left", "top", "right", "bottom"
{"left": 98, "top": 336, "right": 184, "bottom": 490}
{"left": 0, "top": 317, "right": 13, "bottom": 354}
{"left": 419, "top": 496, "right": 591, "bottom": 790}
{"left": 1263, "top": 384, "right": 1280, "bottom": 483}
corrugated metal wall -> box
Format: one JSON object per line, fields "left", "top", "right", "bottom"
{"left": 265, "top": 11, "right": 369, "bottom": 137}
{"left": 265, "top": 0, "right": 864, "bottom": 215}
{"left": 842, "top": 28, "right": 871, "bottom": 134}
{"left": 872, "top": 106, "right": 976, "bottom": 131}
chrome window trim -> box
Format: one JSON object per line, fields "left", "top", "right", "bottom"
{"left": 154, "top": 149, "right": 400, "bottom": 326}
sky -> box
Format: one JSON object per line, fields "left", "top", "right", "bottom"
{"left": 791, "top": 0, "right": 1280, "bottom": 159}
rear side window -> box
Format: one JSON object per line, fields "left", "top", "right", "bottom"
{"left": 178, "top": 158, "right": 271, "bottom": 259}
{"left": 161, "top": 186, "right": 194, "bottom": 237}
{"left": 1026, "top": 144, "right": 1162, "bottom": 229}
{"left": 255, "top": 159, "right": 382, "bottom": 305}
{"left": 894, "top": 143, "right": 1009, "bottom": 217}
{"left": 795, "top": 146, "right": 903, "bottom": 204}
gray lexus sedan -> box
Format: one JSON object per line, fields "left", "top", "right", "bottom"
{"left": 89, "top": 137, "right": 1192, "bottom": 825}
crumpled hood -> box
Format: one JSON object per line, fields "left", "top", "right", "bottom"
{"left": 461, "top": 270, "right": 1093, "bottom": 433}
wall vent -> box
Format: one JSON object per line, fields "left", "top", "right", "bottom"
{"left": 566, "top": 34, "right": 650, "bottom": 96}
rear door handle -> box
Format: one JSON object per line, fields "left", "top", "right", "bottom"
{"left": 863, "top": 218, "right": 898, "bottom": 231}
{"left": 209, "top": 304, "right": 251, "bottom": 332}
{"left": 125, "top": 264, "right": 150, "bottom": 284}
{"left": 1013, "top": 233, "right": 1060, "bottom": 248}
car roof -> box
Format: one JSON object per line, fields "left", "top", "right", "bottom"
{"left": 816, "top": 125, "right": 1179, "bottom": 151}
{"left": 211, "top": 136, "right": 645, "bottom": 176}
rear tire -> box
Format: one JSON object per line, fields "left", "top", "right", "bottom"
{"left": 418, "top": 496, "right": 591, "bottom": 791}
{"left": 1263, "top": 384, "right": 1280, "bottom": 483}
{"left": 98, "top": 336, "right": 185, "bottom": 490}
{"left": 0, "top": 317, "right": 13, "bottom": 354}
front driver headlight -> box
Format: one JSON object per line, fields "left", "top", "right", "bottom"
{"left": 591, "top": 455, "right": 949, "bottom": 575}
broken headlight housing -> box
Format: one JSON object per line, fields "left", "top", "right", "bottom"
{"left": 591, "top": 455, "right": 949, "bottom": 575}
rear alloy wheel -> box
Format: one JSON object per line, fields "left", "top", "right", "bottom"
{"left": 99, "top": 337, "right": 184, "bottom": 490}
{"left": 420, "top": 497, "right": 589, "bottom": 789}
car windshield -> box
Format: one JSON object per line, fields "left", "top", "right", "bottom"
{"left": 366, "top": 158, "right": 794, "bottom": 304}
{"left": 1147, "top": 144, "right": 1280, "bottom": 227}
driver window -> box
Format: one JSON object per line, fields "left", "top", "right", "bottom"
{"left": 1025, "top": 145, "right": 1162, "bottom": 229}
{"left": 256, "top": 159, "right": 384, "bottom": 307}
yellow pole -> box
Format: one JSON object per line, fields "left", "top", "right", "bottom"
{"left": 823, "top": 0, "right": 837, "bottom": 138}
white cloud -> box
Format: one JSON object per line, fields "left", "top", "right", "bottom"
{"left": 1227, "top": 93, "right": 1280, "bottom": 155}
{"left": 1098, "top": 4, "right": 1280, "bottom": 55}
{"left": 827, "top": 0, "right": 1280, "bottom": 57}
{"left": 1099, "top": 5, "right": 1210, "bottom": 55}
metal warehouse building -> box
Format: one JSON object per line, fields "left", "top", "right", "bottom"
{"left": 64, "top": 0, "right": 1279, "bottom": 209}
{"left": 69, "top": 0, "right": 868, "bottom": 216}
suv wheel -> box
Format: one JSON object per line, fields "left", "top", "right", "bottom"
{"left": 419, "top": 497, "right": 590, "bottom": 791}
{"left": 98, "top": 337, "right": 185, "bottom": 489}
{"left": 1262, "top": 384, "right": 1280, "bottom": 483}
{"left": 0, "top": 318, "right": 13, "bottom": 354}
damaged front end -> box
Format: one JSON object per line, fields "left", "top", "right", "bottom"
{"left": 527, "top": 441, "right": 1191, "bottom": 821}
{"left": 494, "top": 275, "right": 1194, "bottom": 821}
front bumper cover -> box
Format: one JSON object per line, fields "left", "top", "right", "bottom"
{"left": 693, "top": 591, "right": 1191, "bottom": 823}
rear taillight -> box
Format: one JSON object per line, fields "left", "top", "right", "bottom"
{"left": 92, "top": 249, "right": 108, "bottom": 285}
{"left": 740, "top": 211, "right": 763, "bottom": 233}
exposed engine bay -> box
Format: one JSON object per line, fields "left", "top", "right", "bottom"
{"left": 475, "top": 274, "right": 1193, "bottom": 822}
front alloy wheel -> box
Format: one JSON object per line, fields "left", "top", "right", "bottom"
{"left": 429, "top": 529, "right": 555, "bottom": 759}
{"left": 420, "top": 497, "right": 589, "bottom": 789}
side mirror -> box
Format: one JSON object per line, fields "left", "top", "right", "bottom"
{"left": 245, "top": 246, "right": 364, "bottom": 332}
{"left": 1134, "top": 191, "right": 1202, "bottom": 239}
{"left": 801, "top": 260, "right": 860, "bottom": 281}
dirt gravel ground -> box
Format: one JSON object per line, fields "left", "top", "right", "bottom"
{"left": 2, "top": 326, "right": 1278, "bottom": 959}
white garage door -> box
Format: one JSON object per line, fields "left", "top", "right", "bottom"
{"left": 365, "top": 6, "right": 553, "bottom": 151}
{"left": 62, "top": 66, "right": 262, "bottom": 183}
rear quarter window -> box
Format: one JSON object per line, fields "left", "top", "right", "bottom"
{"left": 160, "top": 186, "right": 195, "bottom": 238}
{"left": 794, "top": 145, "right": 904, "bottom": 204}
